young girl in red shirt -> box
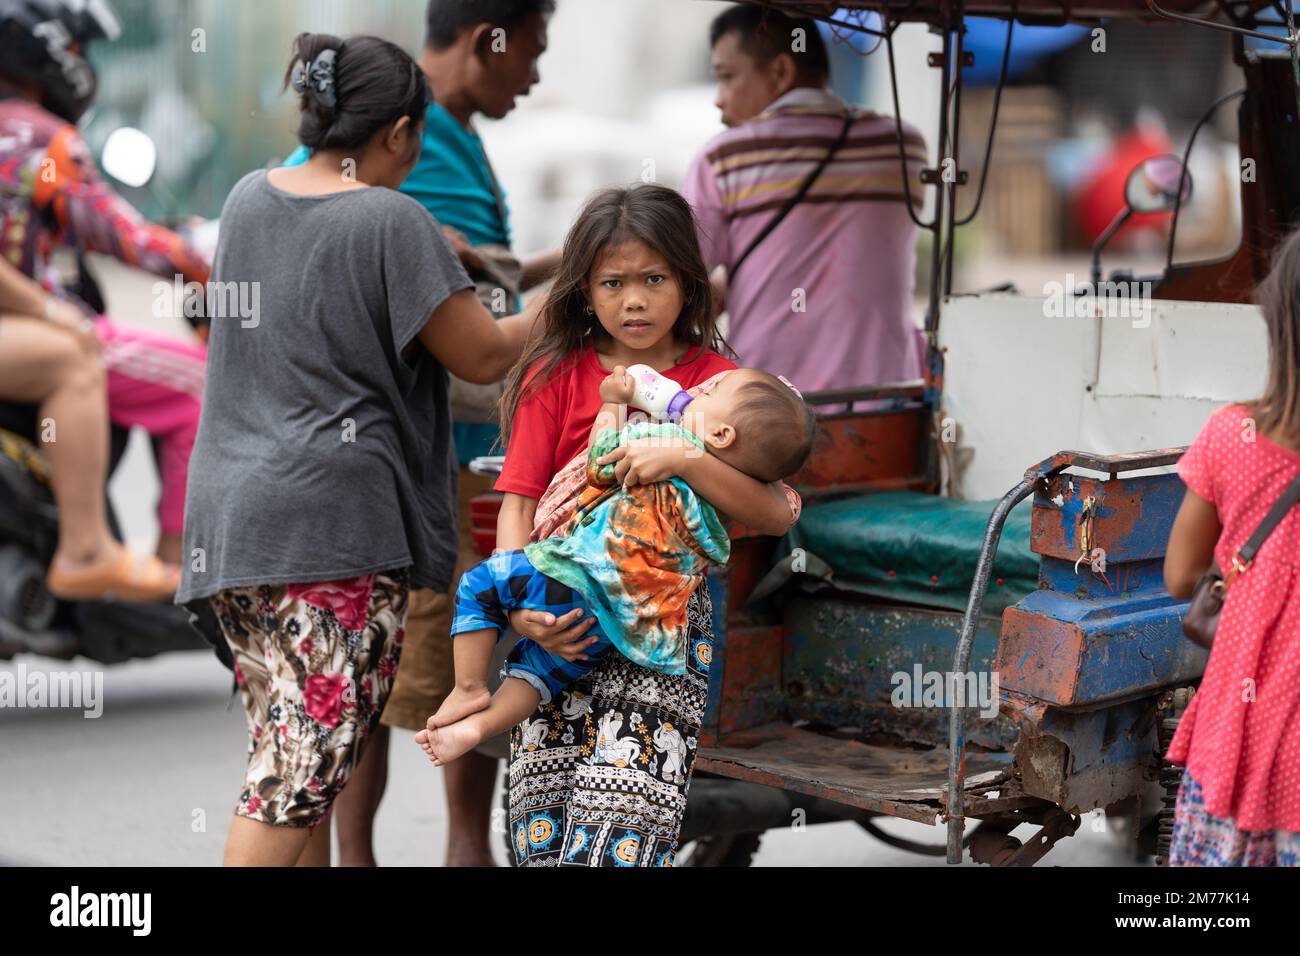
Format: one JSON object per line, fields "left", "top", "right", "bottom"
{"left": 1164, "top": 227, "right": 1300, "bottom": 866}
{"left": 482, "top": 183, "right": 799, "bottom": 866}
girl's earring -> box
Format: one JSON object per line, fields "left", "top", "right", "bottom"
{"left": 585, "top": 304, "right": 594, "bottom": 315}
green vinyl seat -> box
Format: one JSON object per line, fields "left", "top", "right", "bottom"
{"left": 782, "top": 491, "right": 1039, "bottom": 615}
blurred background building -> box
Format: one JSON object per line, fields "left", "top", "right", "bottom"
{"left": 84, "top": 0, "right": 1255, "bottom": 295}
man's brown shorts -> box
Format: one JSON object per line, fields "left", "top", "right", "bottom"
{"left": 381, "top": 466, "right": 498, "bottom": 733}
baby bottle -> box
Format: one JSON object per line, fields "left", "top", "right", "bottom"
{"left": 625, "top": 364, "right": 693, "bottom": 422}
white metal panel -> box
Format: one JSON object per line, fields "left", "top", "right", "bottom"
{"left": 937, "top": 294, "right": 1266, "bottom": 499}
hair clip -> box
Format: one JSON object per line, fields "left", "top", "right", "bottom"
{"left": 291, "top": 49, "right": 337, "bottom": 109}
{"left": 777, "top": 374, "right": 803, "bottom": 398}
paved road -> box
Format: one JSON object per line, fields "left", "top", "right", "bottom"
{"left": 0, "top": 651, "right": 1143, "bottom": 867}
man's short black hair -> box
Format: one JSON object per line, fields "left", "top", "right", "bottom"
{"left": 425, "top": 0, "right": 555, "bottom": 51}
{"left": 709, "top": 4, "right": 830, "bottom": 86}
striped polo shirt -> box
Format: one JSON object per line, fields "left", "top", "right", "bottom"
{"left": 681, "top": 87, "right": 928, "bottom": 395}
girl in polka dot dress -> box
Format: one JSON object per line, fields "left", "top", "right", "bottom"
{"left": 1163, "top": 228, "right": 1300, "bottom": 867}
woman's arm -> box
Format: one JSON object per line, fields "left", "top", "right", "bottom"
{"left": 42, "top": 123, "right": 209, "bottom": 286}
{"left": 587, "top": 402, "right": 624, "bottom": 451}
{"left": 595, "top": 441, "right": 793, "bottom": 536}
{"left": 708, "top": 268, "right": 727, "bottom": 320}
{"left": 681, "top": 452, "right": 793, "bottom": 536}
{"left": 417, "top": 290, "right": 543, "bottom": 384}
{"left": 520, "top": 250, "right": 561, "bottom": 292}
{"left": 495, "top": 492, "right": 538, "bottom": 551}
{"left": 0, "top": 258, "right": 96, "bottom": 348}
{"left": 0, "top": 257, "right": 54, "bottom": 317}
{"left": 587, "top": 367, "right": 635, "bottom": 450}
{"left": 1164, "top": 487, "right": 1221, "bottom": 599}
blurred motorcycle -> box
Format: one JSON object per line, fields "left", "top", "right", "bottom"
{"left": 0, "top": 127, "right": 220, "bottom": 665}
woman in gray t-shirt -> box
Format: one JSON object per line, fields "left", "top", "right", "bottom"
{"left": 179, "top": 32, "right": 539, "bottom": 867}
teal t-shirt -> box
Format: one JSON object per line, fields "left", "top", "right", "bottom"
{"left": 284, "top": 102, "right": 511, "bottom": 461}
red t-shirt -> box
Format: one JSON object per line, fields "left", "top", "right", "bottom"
{"left": 495, "top": 344, "right": 736, "bottom": 499}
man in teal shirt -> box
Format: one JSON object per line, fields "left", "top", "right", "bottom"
{"left": 289, "top": 98, "right": 512, "bottom": 251}
{"left": 287, "top": 0, "right": 560, "bottom": 868}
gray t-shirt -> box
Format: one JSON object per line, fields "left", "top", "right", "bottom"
{"left": 177, "top": 170, "right": 473, "bottom": 603}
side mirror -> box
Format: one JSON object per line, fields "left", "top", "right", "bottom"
{"left": 1091, "top": 155, "right": 1193, "bottom": 286}
{"left": 1124, "top": 155, "right": 1192, "bottom": 215}
{"left": 100, "top": 127, "right": 158, "bottom": 189}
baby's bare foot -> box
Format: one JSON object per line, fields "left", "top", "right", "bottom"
{"left": 427, "top": 685, "right": 491, "bottom": 730}
{"left": 414, "top": 729, "right": 437, "bottom": 761}
{"left": 427, "top": 720, "right": 485, "bottom": 767}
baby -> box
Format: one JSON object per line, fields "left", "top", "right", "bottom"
{"left": 414, "top": 366, "right": 815, "bottom": 765}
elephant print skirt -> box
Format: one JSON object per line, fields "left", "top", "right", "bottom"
{"left": 507, "top": 582, "right": 714, "bottom": 866}
{"left": 209, "top": 569, "right": 409, "bottom": 828}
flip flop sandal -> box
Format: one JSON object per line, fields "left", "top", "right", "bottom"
{"left": 47, "top": 550, "right": 181, "bottom": 603}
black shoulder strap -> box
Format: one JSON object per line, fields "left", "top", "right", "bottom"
{"left": 1239, "top": 470, "right": 1300, "bottom": 563}
{"left": 728, "top": 111, "right": 854, "bottom": 281}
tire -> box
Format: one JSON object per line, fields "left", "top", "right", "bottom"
{"left": 1153, "top": 687, "right": 1195, "bottom": 866}
{"left": 674, "top": 831, "right": 762, "bottom": 867}
{"left": 1154, "top": 715, "right": 1182, "bottom": 866}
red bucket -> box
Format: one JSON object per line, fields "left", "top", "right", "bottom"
{"left": 469, "top": 492, "right": 504, "bottom": 557}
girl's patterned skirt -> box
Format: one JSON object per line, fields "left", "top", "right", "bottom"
{"left": 507, "top": 583, "right": 714, "bottom": 866}
{"left": 1170, "top": 769, "right": 1300, "bottom": 866}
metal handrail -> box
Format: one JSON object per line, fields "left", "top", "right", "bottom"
{"left": 1144, "top": 0, "right": 1298, "bottom": 42}
{"left": 944, "top": 447, "right": 1189, "bottom": 862}
{"left": 944, "top": 474, "right": 1036, "bottom": 862}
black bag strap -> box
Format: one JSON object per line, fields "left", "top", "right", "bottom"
{"left": 1237, "top": 470, "right": 1300, "bottom": 566}
{"left": 728, "top": 111, "right": 854, "bottom": 280}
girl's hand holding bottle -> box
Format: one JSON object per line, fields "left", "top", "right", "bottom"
{"left": 599, "top": 365, "right": 636, "bottom": 405}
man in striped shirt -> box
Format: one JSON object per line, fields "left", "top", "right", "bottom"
{"left": 681, "top": 5, "right": 928, "bottom": 395}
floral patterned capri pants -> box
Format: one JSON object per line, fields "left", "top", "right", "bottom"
{"left": 209, "top": 569, "right": 409, "bottom": 828}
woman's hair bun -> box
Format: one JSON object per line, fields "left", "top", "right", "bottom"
{"left": 286, "top": 32, "right": 343, "bottom": 120}
{"left": 283, "top": 32, "right": 428, "bottom": 154}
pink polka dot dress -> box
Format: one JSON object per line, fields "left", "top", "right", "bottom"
{"left": 1167, "top": 403, "right": 1300, "bottom": 861}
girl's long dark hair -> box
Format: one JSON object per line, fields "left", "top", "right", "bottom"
{"left": 1252, "top": 227, "right": 1300, "bottom": 446}
{"left": 498, "top": 183, "right": 730, "bottom": 440}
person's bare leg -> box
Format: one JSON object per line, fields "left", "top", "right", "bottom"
{"left": 0, "top": 316, "right": 115, "bottom": 564}
{"left": 443, "top": 752, "right": 500, "bottom": 867}
{"left": 223, "top": 814, "right": 311, "bottom": 866}
{"left": 294, "top": 811, "right": 332, "bottom": 867}
{"left": 333, "top": 724, "right": 389, "bottom": 867}
{"left": 0, "top": 316, "right": 177, "bottom": 599}
{"left": 424, "top": 678, "right": 541, "bottom": 766}
{"left": 419, "top": 629, "right": 496, "bottom": 732}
